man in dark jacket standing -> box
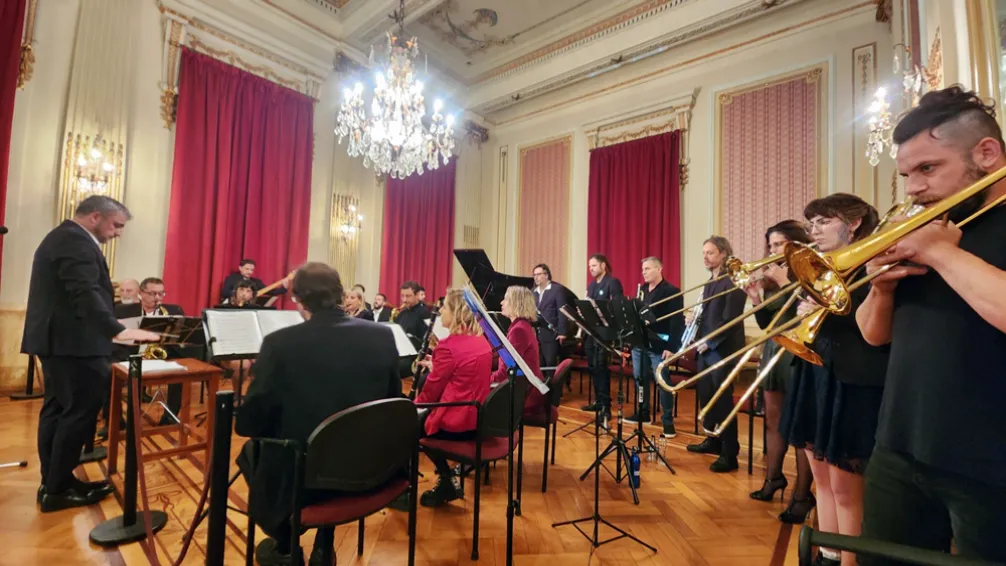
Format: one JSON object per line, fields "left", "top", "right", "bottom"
{"left": 22, "top": 195, "right": 159, "bottom": 512}
{"left": 236, "top": 263, "right": 402, "bottom": 566}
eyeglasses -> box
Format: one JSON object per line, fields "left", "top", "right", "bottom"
{"left": 141, "top": 290, "right": 167, "bottom": 297}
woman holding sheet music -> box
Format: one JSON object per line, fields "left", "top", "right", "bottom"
{"left": 412, "top": 289, "right": 492, "bottom": 508}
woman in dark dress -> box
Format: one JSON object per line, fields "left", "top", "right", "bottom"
{"left": 743, "top": 220, "right": 815, "bottom": 523}
{"left": 779, "top": 194, "right": 889, "bottom": 566}
{"left": 343, "top": 288, "right": 373, "bottom": 320}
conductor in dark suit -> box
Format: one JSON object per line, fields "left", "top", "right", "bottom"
{"left": 581, "top": 254, "right": 623, "bottom": 424}
{"left": 531, "top": 263, "right": 570, "bottom": 370}
{"left": 686, "top": 236, "right": 747, "bottom": 473}
{"left": 236, "top": 262, "right": 402, "bottom": 565}
{"left": 22, "top": 196, "right": 159, "bottom": 512}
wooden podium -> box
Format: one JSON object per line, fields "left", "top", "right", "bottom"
{"left": 107, "top": 358, "right": 223, "bottom": 477}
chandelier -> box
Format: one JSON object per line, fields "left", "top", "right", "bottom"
{"left": 75, "top": 134, "right": 116, "bottom": 193}
{"left": 337, "top": 202, "right": 364, "bottom": 240}
{"left": 866, "top": 44, "right": 930, "bottom": 167}
{"left": 336, "top": 0, "right": 456, "bottom": 179}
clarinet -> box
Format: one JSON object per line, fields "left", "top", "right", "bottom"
{"left": 409, "top": 302, "right": 441, "bottom": 399}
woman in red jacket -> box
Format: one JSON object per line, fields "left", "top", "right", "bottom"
{"left": 414, "top": 289, "right": 492, "bottom": 507}
{"left": 492, "top": 286, "right": 546, "bottom": 417}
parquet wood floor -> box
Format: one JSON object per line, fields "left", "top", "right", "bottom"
{"left": 0, "top": 372, "right": 809, "bottom": 565}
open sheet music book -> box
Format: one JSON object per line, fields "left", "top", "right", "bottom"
{"left": 204, "top": 309, "right": 304, "bottom": 357}
{"left": 382, "top": 323, "right": 419, "bottom": 357}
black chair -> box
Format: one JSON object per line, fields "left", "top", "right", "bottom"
{"left": 417, "top": 377, "right": 527, "bottom": 560}
{"left": 524, "top": 358, "right": 572, "bottom": 492}
{"left": 246, "top": 398, "right": 420, "bottom": 566}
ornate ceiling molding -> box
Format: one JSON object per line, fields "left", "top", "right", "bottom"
{"left": 474, "top": 0, "right": 803, "bottom": 115}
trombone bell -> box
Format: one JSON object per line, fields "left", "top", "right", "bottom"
{"left": 771, "top": 308, "right": 827, "bottom": 366}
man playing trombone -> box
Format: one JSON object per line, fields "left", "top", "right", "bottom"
{"left": 856, "top": 86, "right": 1006, "bottom": 565}
{"left": 686, "top": 236, "right": 746, "bottom": 473}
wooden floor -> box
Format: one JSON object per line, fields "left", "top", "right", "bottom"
{"left": 0, "top": 372, "right": 810, "bottom": 565}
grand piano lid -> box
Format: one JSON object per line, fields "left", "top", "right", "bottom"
{"left": 454, "top": 249, "right": 533, "bottom": 311}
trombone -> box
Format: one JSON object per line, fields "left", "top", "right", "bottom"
{"left": 699, "top": 165, "right": 1006, "bottom": 436}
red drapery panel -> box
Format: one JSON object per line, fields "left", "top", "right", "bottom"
{"left": 163, "top": 49, "right": 314, "bottom": 314}
{"left": 0, "top": 0, "right": 26, "bottom": 289}
{"left": 586, "top": 131, "right": 681, "bottom": 290}
{"left": 379, "top": 161, "right": 456, "bottom": 302}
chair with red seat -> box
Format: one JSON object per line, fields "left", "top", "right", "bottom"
{"left": 524, "top": 358, "right": 573, "bottom": 492}
{"left": 418, "top": 376, "right": 527, "bottom": 561}
{"left": 245, "top": 398, "right": 420, "bottom": 566}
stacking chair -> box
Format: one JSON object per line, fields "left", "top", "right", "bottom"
{"left": 523, "top": 359, "right": 573, "bottom": 492}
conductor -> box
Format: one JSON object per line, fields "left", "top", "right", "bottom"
{"left": 21, "top": 196, "right": 160, "bottom": 512}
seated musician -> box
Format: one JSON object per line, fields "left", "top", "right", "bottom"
{"left": 352, "top": 284, "right": 372, "bottom": 310}
{"left": 412, "top": 289, "right": 492, "bottom": 508}
{"left": 343, "top": 288, "right": 372, "bottom": 320}
{"left": 220, "top": 258, "right": 289, "bottom": 306}
{"left": 371, "top": 293, "right": 391, "bottom": 322}
{"left": 116, "top": 278, "right": 140, "bottom": 305}
{"left": 112, "top": 277, "right": 186, "bottom": 426}
{"left": 492, "top": 286, "right": 546, "bottom": 417}
{"left": 235, "top": 262, "right": 401, "bottom": 566}
{"left": 395, "top": 280, "right": 431, "bottom": 344}
{"left": 224, "top": 281, "right": 261, "bottom": 308}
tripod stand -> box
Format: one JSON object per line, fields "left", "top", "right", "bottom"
{"left": 552, "top": 310, "right": 655, "bottom": 554}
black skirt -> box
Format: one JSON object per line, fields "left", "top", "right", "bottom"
{"left": 778, "top": 337, "right": 883, "bottom": 475}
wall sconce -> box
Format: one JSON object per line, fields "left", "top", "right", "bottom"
{"left": 336, "top": 201, "right": 364, "bottom": 240}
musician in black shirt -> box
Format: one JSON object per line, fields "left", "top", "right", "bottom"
{"left": 581, "top": 254, "right": 623, "bottom": 425}
{"left": 857, "top": 87, "right": 1006, "bottom": 565}
{"left": 395, "top": 280, "right": 432, "bottom": 343}
{"left": 626, "top": 257, "right": 683, "bottom": 439}
{"left": 220, "top": 258, "right": 289, "bottom": 305}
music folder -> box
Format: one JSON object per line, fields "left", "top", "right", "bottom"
{"left": 382, "top": 323, "right": 419, "bottom": 358}
{"left": 203, "top": 308, "right": 304, "bottom": 358}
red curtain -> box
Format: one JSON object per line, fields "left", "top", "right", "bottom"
{"left": 587, "top": 131, "right": 681, "bottom": 289}
{"left": 163, "top": 49, "right": 314, "bottom": 314}
{"left": 0, "top": 0, "right": 26, "bottom": 290}
{"left": 379, "top": 160, "right": 456, "bottom": 302}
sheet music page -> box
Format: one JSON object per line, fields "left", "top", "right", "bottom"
{"left": 205, "top": 310, "right": 263, "bottom": 356}
{"left": 382, "top": 323, "right": 418, "bottom": 357}
{"left": 431, "top": 317, "right": 449, "bottom": 340}
{"left": 257, "top": 310, "right": 304, "bottom": 339}
{"left": 113, "top": 317, "right": 141, "bottom": 345}
{"left": 114, "top": 360, "right": 188, "bottom": 373}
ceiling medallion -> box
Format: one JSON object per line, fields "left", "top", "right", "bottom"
{"left": 336, "top": 0, "right": 456, "bottom": 179}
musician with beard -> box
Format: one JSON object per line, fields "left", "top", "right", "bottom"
{"left": 220, "top": 259, "right": 289, "bottom": 306}
{"left": 116, "top": 279, "right": 139, "bottom": 305}
{"left": 857, "top": 86, "right": 1006, "bottom": 565}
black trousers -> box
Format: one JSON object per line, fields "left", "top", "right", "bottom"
{"left": 585, "top": 339, "right": 610, "bottom": 410}
{"left": 860, "top": 447, "right": 1006, "bottom": 565}
{"left": 38, "top": 356, "right": 109, "bottom": 492}
{"left": 539, "top": 337, "right": 559, "bottom": 371}
{"left": 694, "top": 348, "right": 739, "bottom": 458}
{"left": 424, "top": 430, "right": 477, "bottom": 477}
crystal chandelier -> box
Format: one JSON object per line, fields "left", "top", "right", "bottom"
{"left": 75, "top": 135, "right": 116, "bottom": 193}
{"left": 866, "top": 88, "right": 895, "bottom": 166}
{"left": 336, "top": 0, "right": 456, "bottom": 179}
{"left": 337, "top": 203, "right": 364, "bottom": 240}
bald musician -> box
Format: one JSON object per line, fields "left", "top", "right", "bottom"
{"left": 857, "top": 86, "right": 1006, "bottom": 564}
{"left": 117, "top": 278, "right": 139, "bottom": 305}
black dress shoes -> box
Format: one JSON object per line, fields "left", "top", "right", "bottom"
{"left": 686, "top": 437, "right": 721, "bottom": 454}
{"left": 73, "top": 477, "right": 115, "bottom": 498}
{"left": 39, "top": 483, "right": 109, "bottom": 513}
{"left": 709, "top": 455, "right": 739, "bottom": 473}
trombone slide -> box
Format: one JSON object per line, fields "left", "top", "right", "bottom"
{"left": 708, "top": 347, "right": 788, "bottom": 437}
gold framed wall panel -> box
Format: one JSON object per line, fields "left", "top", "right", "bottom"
{"left": 329, "top": 193, "right": 361, "bottom": 286}
{"left": 495, "top": 145, "right": 509, "bottom": 269}
{"left": 852, "top": 43, "right": 880, "bottom": 204}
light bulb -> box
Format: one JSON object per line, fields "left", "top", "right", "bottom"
{"left": 434, "top": 99, "right": 443, "bottom": 112}
{"left": 446, "top": 115, "right": 455, "bottom": 127}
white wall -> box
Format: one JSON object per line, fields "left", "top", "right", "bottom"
{"left": 475, "top": 0, "right": 893, "bottom": 298}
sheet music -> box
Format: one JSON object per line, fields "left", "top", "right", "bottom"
{"left": 114, "top": 360, "right": 188, "bottom": 373}
{"left": 382, "top": 323, "right": 418, "bottom": 357}
{"left": 463, "top": 286, "right": 548, "bottom": 394}
{"left": 431, "top": 317, "right": 449, "bottom": 340}
{"left": 205, "top": 310, "right": 263, "bottom": 356}
{"left": 113, "top": 317, "right": 142, "bottom": 345}
{"left": 257, "top": 310, "right": 304, "bottom": 338}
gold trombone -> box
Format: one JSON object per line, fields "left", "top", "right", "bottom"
{"left": 699, "top": 165, "right": 1006, "bottom": 436}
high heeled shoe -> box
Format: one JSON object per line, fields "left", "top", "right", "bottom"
{"left": 749, "top": 476, "right": 788, "bottom": 502}
{"left": 779, "top": 493, "right": 816, "bottom": 524}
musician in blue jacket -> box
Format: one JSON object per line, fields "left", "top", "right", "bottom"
{"left": 531, "top": 263, "right": 569, "bottom": 370}
{"left": 580, "top": 253, "right": 623, "bottom": 425}
{"left": 686, "top": 236, "right": 746, "bottom": 473}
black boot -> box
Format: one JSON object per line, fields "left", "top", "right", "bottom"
{"left": 419, "top": 470, "right": 463, "bottom": 508}
{"left": 686, "top": 437, "right": 721, "bottom": 454}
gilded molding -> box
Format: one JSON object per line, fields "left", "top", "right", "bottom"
{"left": 924, "top": 27, "right": 943, "bottom": 91}
{"left": 185, "top": 37, "right": 307, "bottom": 94}
{"left": 16, "top": 0, "right": 38, "bottom": 89}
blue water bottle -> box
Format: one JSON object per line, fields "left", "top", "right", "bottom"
{"left": 630, "top": 448, "right": 641, "bottom": 488}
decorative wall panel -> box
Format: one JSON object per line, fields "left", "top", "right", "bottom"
{"left": 852, "top": 43, "right": 878, "bottom": 202}
{"left": 716, "top": 64, "right": 827, "bottom": 263}
{"left": 517, "top": 136, "right": 571, "bottom": 284}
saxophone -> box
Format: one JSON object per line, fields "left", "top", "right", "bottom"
{"left": 390, "top": 306, "right": 400, "bottom": 322}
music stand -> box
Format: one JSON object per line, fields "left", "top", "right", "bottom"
{"left": 561, "top": 301, "right": 609, "bottom": 440}
{"left": 610, "top": 296, "right": 676, "bottom": 476}
{"left": 552, "top": 303, "right": 656, "bottom": 554}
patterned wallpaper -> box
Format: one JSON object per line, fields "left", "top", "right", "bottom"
{"left": 517, "top": 137, "right": 571, "bottom": 284}
{"left": 718, "top": 66, "right": 826, "bottom": 262}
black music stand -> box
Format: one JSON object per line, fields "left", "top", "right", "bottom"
{"left": 610, "top": 296, "right": 676, "bottom": 476}
{"left": 552, "top": 304, "right": 656, "bottom": 554}
{"left": 10, "top": 354, "right": 43, "bottom": 401}
{"left": 562, "top": 300, "right": 613, "bottom": 440}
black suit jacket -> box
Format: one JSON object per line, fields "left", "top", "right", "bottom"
{"left": 235, "top": 309, "right": 402, "bottom": 533}
{"left": 642, "top": 279, "right": 684, "bottom": 353}
{"left": 586, "top": 275, "right": 623, "bottom": 341}
{"left": 372, "top": 307, "right": 391, "bottom": 322}
{"left": 21, "top": 221, "right": 125, "bottom": 357}
{"left": 697, "top": 272, "right": 747, "bottom": 355}
{"left": 534, "top": 283, "right": 570, "bottom": 341}
{"left": 220, "top": 272, "right": 287, "bottom": 303}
